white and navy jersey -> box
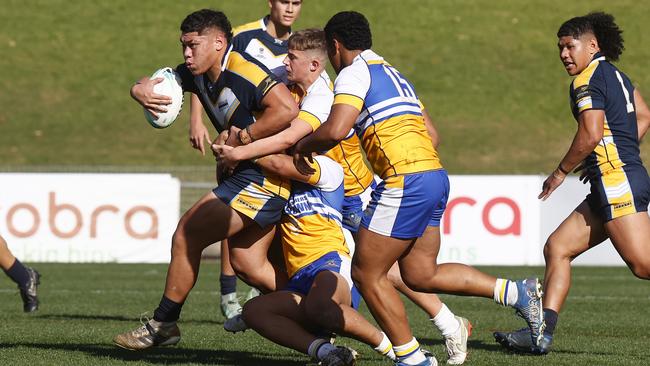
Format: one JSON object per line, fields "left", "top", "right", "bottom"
{"left": 569, "top": 52, "right": 641, "bottom": 176}
{"left": 333, "top": 50, "right": 441, "bottom": 179}
{"left": 177, "top": 47, "right": 290, "bottom": 204}
{"left": 280, "top": 155, "right": 348, "bottom": 277}
{"left": 232, "top": 16, "right": 289, "bottom": 83}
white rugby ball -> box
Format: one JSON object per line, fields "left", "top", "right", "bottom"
{"left": 144, "top": 67, "right": 184, "bottom": 129}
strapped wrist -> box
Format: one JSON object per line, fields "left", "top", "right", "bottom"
{"left": 557, "top": 163, "right": 570, "bottom": 175}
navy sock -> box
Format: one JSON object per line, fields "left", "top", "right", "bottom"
{"left": 153, "top": 295, "right": 183, "bottom": 322}
{"left": 3, "top": 259, "right": 30, "bottom": 288}
{"left": 543, "top": 308, "right": 558, "bottom": 336}
{"left": 220, "top": 274, "right": 237, "bottom": 295}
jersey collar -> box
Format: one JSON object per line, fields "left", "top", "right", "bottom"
{"left": 221, "top": 43, "right": 234, "bottom": 72}
{"left": 591, "top": 52, "right": 606, "bottom": 64}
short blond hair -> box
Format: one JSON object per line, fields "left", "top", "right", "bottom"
{"left": 288, "top": 28, "right": 326, "bottom": 56}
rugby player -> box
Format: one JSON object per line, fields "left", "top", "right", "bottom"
{"left": 184, "top": 0, "right": 303, "bottom": 321}
{"left": 495, "top": 12, "right": 650, "bottom": 354}
{"left": 215, "top": 28, "right": 471, "bottom": 364}
{"left": 114, "top": 9, "right": 298, "bottom": 350}
{"left": 293, "top": 11, "right": 544, "bottom": 366}
{"left": 0, "top": 234, "right": 40, "bottom": 312}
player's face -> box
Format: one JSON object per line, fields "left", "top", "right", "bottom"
{"left": 284, "top": 48, "right": 311, "bottom": 83}
{"left": 269, "top": 0, "right": 302, "bottom": 28}
{"left": 181, "top": 30, "right": 221, "bottom": 75}
{"left": 558, "top": 34, "right": 598, "bottom": 76}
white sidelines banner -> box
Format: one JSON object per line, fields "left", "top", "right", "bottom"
{"left": 0, "top": 173, "right": 629, "bottom": 265}
{"left": 439, "top": 176, "right": 543, "bottom": 265}
{"left": 0, "top": 173, "right": 180, "bottom": 263}
{"left": 440, "top": 175, "right": 626, "bottom": 266}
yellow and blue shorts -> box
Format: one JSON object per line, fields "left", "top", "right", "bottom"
{"left": 213, "top": 167, "right": 289, "bottom": 228}
{"left": 285, "top": 251, "right": 361, "bottom": 309}
{"left": 587, "top": 164, "right": 650, "bottom": 222}
{"left": 361, "top": 169, "right": 449, "bottom": 239}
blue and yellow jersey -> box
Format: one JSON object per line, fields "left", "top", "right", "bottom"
{"left": 289, "top": 73, "right": 375, "bottom": 197}
{"left": 333, "top": 50, "right": 442, "bottom": 179}
{"left": 570, "top": 53, "right": 641, "bottom": 177}
{"left": 232, "top": 16, "right": 289, "bottom": 82}
{"left": 281, "top": 155, "right": 349, "bottom": 277}
{"left": 177, "top": 46, "right": 290, "bottom": 200}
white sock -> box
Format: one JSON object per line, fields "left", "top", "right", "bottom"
{"left": 431, "top": 304, "right": 460, "bottom": 337}
{"left": 394, "top": 338, "right": 426, "bottom": 365}
{"left": 494, "top": 278, "right": 518, "bottom": 306}
{"left": 373, "top": 332, "right": 396, "bottom": 360}
{"left": 307, "top": 338, "right": 335, "bottom": 360}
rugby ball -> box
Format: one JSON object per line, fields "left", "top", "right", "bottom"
{"left": 144, "top": 67, "right": 184, "bottom": 129}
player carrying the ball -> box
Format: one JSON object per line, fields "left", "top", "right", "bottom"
{"left": 115, "top": 8, "right": 298, "bottom": 350}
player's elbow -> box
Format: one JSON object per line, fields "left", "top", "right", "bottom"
{"left": 585, "top": 133, "right": 602, "bottom": 149}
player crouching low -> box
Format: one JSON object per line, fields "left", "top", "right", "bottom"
{"left": 212, "top": 145, "right": 400, "bottom": 365}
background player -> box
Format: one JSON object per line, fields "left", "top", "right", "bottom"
{"left": 0, "top": 234, "right": 40, "bottom": 312}
{"left": 115, "top": 9, "right": 298, "bottom": 351}
{"left": 187, "top": 0, "right": 303, "bottom": 321}
{"left": 495, "top": 12, "right": 650, "bottom": 354}
{"left": 293, "top": 12, "right": 544, "bottom": 366}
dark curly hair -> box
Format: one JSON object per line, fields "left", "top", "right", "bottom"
{"left": 180, "top": 9, "right": 233, "bottom": 43}
{"left": 324, "top": 11, "right": 372, "bottom": 51}
{"left": 557, "top": 12, "right": 624, "bottom": 61}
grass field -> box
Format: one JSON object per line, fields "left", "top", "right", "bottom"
{"left": 2, "top": 1, "right": 650, "bottom": 172}
{"left": 1, "top": 263, "right": 648, "bottom": 365}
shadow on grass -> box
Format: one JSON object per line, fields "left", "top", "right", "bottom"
{"left": 421, "top": 337, "right": 623, "bottom": 358}
{"left": 35, "top": 313, "right": 223, "bottom": 325}
{"left": 0, "top": 342, "right": 305, "bottom": 365}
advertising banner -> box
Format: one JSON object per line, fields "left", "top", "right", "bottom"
{"left": 0, "top": 173, "right": 180, "bottom": 263}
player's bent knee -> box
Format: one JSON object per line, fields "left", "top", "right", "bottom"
{"left": 304, "top": 301, "right": 342, "bottom": 331}
{"left": 629, "top": 260, "right": 650, "bottom": 280}
{"left": 241, "top": 297, "right": 265, "bottom": 326}
{"left": 543, "top": 235, "right": 569, "bottom": 261}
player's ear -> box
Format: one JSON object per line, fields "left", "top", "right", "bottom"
{"left": 589, "top": 36, "right": 600, "bottom": 55}
{"left": 214, "top": 33, "right": 225, "bottom": 52}
{"left": 310, "top": 58, "right": 319, "bottom": 72}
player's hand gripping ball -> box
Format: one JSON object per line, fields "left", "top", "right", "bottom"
{"left": 144, "top": 67, "right": 184, "bottom": 128}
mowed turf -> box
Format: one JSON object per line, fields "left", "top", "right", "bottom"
{"left": 1, "top": 0, "right": 650, "bottom": 173}
{"left": 0, "top": 263, "right": 648, "bottom": 365}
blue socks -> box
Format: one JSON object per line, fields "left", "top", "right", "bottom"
{"left": 3, "top": 259, "right": 30, "bottom": 288}
{"left": 153, "top": 295, "right": 183, "bottom": 322}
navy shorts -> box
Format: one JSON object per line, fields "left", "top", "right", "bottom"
{"left": 587, "top": 164, "right": 650, "bottom": 221}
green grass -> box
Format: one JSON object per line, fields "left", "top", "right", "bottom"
{"left": 1, "top": 1, "right": 650, "bottom": 172}
{"left": 1, "top": 263, "right": 648, "bottom": 365}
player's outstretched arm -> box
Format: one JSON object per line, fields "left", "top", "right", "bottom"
{"left": 256, "top": 154, "right": 315, "bottom": 184}
{"left": 292, "top": 103, "right": 359, "bottom": 175}
{"left": 634, "top": 89, "right": 650, "bottom": 141}
{"left": 246, "top": 83, "right": 299, "bottom": 142}
{"left": 213, "top": 120, "right": 313, "bottom": 171}
{"left": 189, "top": 94, "right": 211, "bottom": 155}
{"left": 130, "top": 77, "right": 172, "bottom": 118}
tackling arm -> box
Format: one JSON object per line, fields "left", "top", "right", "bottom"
{"left": 256, "top": 154, "right": 315, "bottom": 184}
{"left": 294, "top": 103, "right": 359, "bottom": 154}
{"left": 246, "top": 83, "right": 299, "bottom": 141}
